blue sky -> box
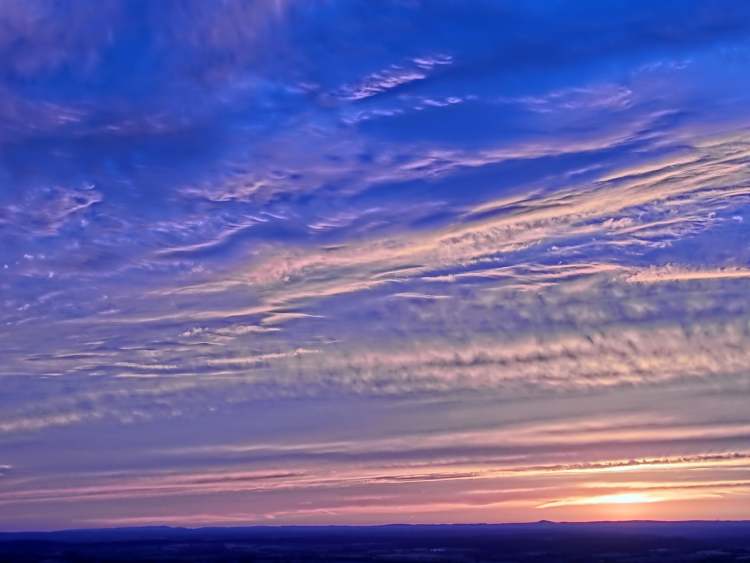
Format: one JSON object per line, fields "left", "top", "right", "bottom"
{"left": 2, "top": 0, "right": 750, "bottom": 529}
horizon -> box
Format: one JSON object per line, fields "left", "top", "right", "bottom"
{"left": 6, "top": 520, "right": 750, "bottom": 562}
{"left": 5, "top": 519, "right": 750, "bottom": 535}
{"left": 2, "top": 1, "right": 750, "bottom": 532}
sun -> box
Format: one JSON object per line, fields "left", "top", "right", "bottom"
{"left": 539, "top": 491, "right": 663, "bottom": 509}
{"left": 591, "top": 492, "right": 658, "bottom": 505}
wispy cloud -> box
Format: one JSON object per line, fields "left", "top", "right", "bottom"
{"left": 3, "top": 0, "right": 750, "bottom": 529}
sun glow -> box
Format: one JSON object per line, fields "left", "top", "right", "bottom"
{"left": 589, "top": 492, "right": 658, "bottom": 505}
{"left": 539, "top": 492, "right": 662, "bottom": 508}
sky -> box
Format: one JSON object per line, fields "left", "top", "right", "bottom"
{"left": 2, "top": 0, "right": 750, "bottom": 531}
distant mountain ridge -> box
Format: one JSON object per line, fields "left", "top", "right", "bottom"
{"left": 3, "top": 520, "right": 750, "bottom": 541}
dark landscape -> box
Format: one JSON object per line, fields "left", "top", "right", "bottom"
{"left": 2, "top": 521, "right": 750, "bottom": 562}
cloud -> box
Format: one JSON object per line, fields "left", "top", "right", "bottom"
{"left": 3, "top": 1, "right": 750, "bottom": 528}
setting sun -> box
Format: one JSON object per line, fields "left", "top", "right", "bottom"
{"left": 586, "top": 493, "right": 659, "bottom": 505}
{"left": 539, "top": 492, "right": 662, "bottom": 509}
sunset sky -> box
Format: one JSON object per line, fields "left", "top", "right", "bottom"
{"left": 2, "top": 1, "right": 750, "bottom": 530}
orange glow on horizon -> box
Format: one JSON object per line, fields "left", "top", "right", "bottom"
{"left": 582, "top": 492, "right": 659, "bottom": 505}
{"left": 539, "top": 491, "right": 663, "bottom": 509}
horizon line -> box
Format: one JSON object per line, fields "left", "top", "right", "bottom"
{"left": 4, "top": 519, "right": 750, "bottom": 535}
